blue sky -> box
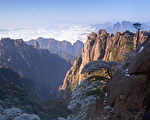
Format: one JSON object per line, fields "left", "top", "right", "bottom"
{"left": 0, "top": 0, "right": 150, "bottom": 28}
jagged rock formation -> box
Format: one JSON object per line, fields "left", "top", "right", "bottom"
{"left": 60, "top": 32, "right": 150, "bottom": 120}
{"left": 101, "top": 39, "right": 150, "bottom": 120}
{"left": 0, "top": 38, "right": 71, "bottom": 100}
{"left": 26, "top": 37, "right": 84, "bottom": 62}
{"left": 59, "top": 30, "right": 150, "bottom": 99}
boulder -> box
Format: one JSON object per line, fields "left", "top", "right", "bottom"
{"left": 105, "top": 74, "right": 147, "bottom": 120}
{"left": 129, "top": 41, "right": 150, "bottom": 74}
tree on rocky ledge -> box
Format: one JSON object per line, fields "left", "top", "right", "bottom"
{"left": 81, "top": 60, "right": 120, "bottom": 99}
{"left": 133, "top": 23, "right": 142, "bottom": 48}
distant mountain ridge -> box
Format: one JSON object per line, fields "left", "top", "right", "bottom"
{"left": 0, "top": 38, "right": 71, "bottom": 100}
{"left": 1, "top": 21, "right": 149, "bottom": 43}
{"left": 26, "top": 37, "right": 84, "bottom": 61}
{"left": 93, "top": 21, "right": 150, "bottom": 33}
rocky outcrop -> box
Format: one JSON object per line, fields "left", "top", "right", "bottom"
{"left": 128, "top": 41, "right": 150, "bottom": 74}
{"left": 58, "top": 56, "right": 82, "bottom": 98}
{"left": 101, "top": 40, "right": 150, "bottom": 120}
{"left": 26, "top": 37, "right": 84, "bottom": 62}
{"left": 60, "top": 32, "right": 150, "bottom": 120}
{"left": 59, "top": 30, "right": 150, "bottom": 99}
{"left": 0, "top": 38, "right": 71, "bottom": 100}
{"left": 105, "top": 74, "right": 147, "bottom": 120}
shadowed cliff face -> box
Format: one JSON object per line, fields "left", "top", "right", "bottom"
{"left": 59, "top": 30, "right": 150, "bottom": 99}
{"left": 0, "top": 67, "right": 35, "bottom": 98}
{"left": 0, "top": 38, "right": 71, "bottom": 100}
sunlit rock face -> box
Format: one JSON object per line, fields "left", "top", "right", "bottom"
{"left": 100, "top": 40, "right": 150, "bottom": 120}
{"left": 60, "top": 32, "right": 150, "bottom": 120}
{"left": 59, "top": 30, "right": 150, "bottom": 99}
{"left": 0, "top": 38, "right": 71, "bottom": 100}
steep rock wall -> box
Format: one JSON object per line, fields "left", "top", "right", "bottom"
{"left": 59, "top": 30, "right": 150, "bottom": 99}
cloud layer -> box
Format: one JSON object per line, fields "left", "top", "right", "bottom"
{"left": 0, "top": 25, "right": 96, "bottom": 43}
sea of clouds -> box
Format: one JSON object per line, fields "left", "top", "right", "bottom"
{"left": 0, "top": 25, "right": 96, "bottom": 43}
{"left": 1, "top": 22, "right": 149, "bottom": 44}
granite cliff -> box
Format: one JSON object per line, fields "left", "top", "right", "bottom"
{"left": 59, "top": 29, "right": 150, "bottom": 99}
{"left": 59, "top": 31, "right": 150, "bottom": 120}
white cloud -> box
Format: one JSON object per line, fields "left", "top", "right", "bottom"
{"left": 0, "top": 25, "right": 96, "bottom": 43}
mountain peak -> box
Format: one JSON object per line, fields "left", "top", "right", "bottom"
{"left": 26, "top": 38, "right": 84, "bottom": 61}
{"left": 59, "top": 29, "right": 150, "bottom": 99}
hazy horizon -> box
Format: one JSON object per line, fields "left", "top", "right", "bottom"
{"left": 0, "top": 21, "right": 150, "bottom": 43}
{"left": 0, "top": 0, "right": 150, "bottom": 43}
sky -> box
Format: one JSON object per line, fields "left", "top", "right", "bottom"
{"left": 0, "top": 0, "right": 150, "bottom": 29}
